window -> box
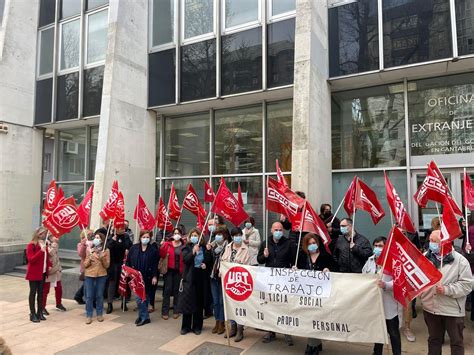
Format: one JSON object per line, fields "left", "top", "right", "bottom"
{"left": 38, "top": 27, "right": 54, "bottom": 76}
{"left": 223, "top": 0, "right": 259, "bottom": 30}
{"left": 152, "top": 0, "right": 174, "bottom": 47}
{"left": 267, "top": 18, "right": 295, "bottom": 87}
{"left": 88, "top": 127, "right": 99, "bottom": 179}
{"left": 183, "top": 0, "right": 214, "bottom": 40}
{"left": 266, "top": 100, "right": 293, "bottom": 172}
{"left": 181, "top": 39, "right": 216, "bottom": 101}
{"left": 43, "top": 153, "right": 52, "bottom": 173}
{"left": 39, "top": 0, "right": 56, "bottom": 28}
{"left": 57, "top": 72, "right": 79, "bottom": 121}
{"left": 382, "top": 0, "right": 452, "bottom": 68}
{"left": 58, "top": 129, "right": 86, "bottom": 181}
{"left": 222, "top": 27, "right": 262, "bottom": 95}
{"left": 35, "top": 79, "right": 53, "bottom": 124}
{"left": 215, "top": 105, "right": 262, "bottom": 174}
{"left": 86, "top": 0, "right": 108, "bottom": 11}
{"left": 270, "top": 0, "right": 295, "bottom": 18}
{"left": 328, "top": 0, "right": 379, "bottom": 77}
{"left": 83, "top": 66, "right": 104, "bottom": 117}
{"left": 60, "top": 19, "right": 80, "bottom": 71}
{"left": 0, "top": 0, "right": 5, "bottom": 26}
{"left": 60, "top": 0, "right": 81, "bottom": 20}
{"left": 86, "top": 9, "right": 108, "bottom": 64}
{"left": 331, "top": 84, "right": 406, "bottom": 169}
{"left": 456, "top": 0, "right": 474, "bottom": 55}
{"left": 149, "top": 49, "right": 176, "bottom": 106}
{"left": 164, "top": 112, "right": 210, "bottom": 177}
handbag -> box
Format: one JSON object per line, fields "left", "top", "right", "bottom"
{"left": 158, "top": 253, "right": 169, "bottom": 275}
{"left": 79, "top": 272, "right": 85, "bottom": 281}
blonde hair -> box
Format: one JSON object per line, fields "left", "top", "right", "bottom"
{"left": 81, "top": 229, "right": 93, "bottom": 240}
{"left": 31, "top": 227, "right": 48, "bottom": 244}
{"left": 431, "top": 217, "right": 441, "bottom": 230}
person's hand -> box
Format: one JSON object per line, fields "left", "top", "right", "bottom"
{"left": 263, "top": 248, "right": 269, "bottom": 258}
{"left": 200, "top": 263, "right": 206, "bottom": 270}
{"left": 152, "top": 276, "right": 158, "bottom": 285}
{"left": 244, "top": 239, "right": 249, "bottom": 245}
{"left": 279, "top": 214, "right": 286, "bottom": 222}
{"left": 160, "top": 238, "right": 166, "bottom": 245}
{"left": 436, "top": 286, "right": 445, "bottom": 295}
{"left": 326, "top": 222, "right": 332, "bottom": 228}
{"left": 193, "top": 245, "right": 200, "bottom": 255}
{"left": 112, "top": 235, "right": 117, "bottom": 241}
{"left": 39, "top": 242, "right": 46, "bottom": 251}
{"left": 465, "top": 244, "right": 472, "bottom": 254}
{"left": 206, "top": 243, "right": 212, "bottom": 251}
{"left": 323, "top": 268, "right": 329, "bottom": 273}
{"left": 125, "top": 249, "right": 129, "bottom": 256}
{"left": 377, "top": 280, "right": 386, "bottom": 289}
{"left": 291, "top": 265, "right": 298, "bottom": 271}
{"left": 349, "top": 242, "right": 355, "bottom": 249}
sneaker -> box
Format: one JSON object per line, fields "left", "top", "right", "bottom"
{"left": 162, "top": 314, "right": 169, "bottom": 320}
{"left": 173, "top": 313, "right": 180, "bottom": 319}
{"left": 404, "top": 328, "right": 416, "bottom": 342}
{"left": 56, "top": 304, "right": 67, "bottom": 312}
{"left": 86, "top": 317, "right": 92, "bottom": 324}
{"left": 262, "top": 331, "right": 276, "bottom": 343}
{"left": 97, "top": 315, "right": 104, "bottom": 322}
{"left": 42, "top": 309, "right": 50, "bottom": 316}
{"left": 284, "top": 334, "right": 294, "bottom": 346}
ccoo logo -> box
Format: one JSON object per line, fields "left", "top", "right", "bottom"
{"left": 223, "top": 266, "right": 253, "bottom": 301}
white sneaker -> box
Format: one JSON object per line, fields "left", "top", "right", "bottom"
{"left": 404, "top": 328, "right": 416, "bottom": 342}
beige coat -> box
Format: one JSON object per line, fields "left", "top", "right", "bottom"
{"left": 243, "top": 227, "right": 261, "bottom": 265}
{"left": 84, "top": 249, "right": 110, "bottom": 278}
{"left": 45, "top": 240, "right": 61, "bottom": 283}
{"left": 221, "top": 242, "right": 250, "bottom": 265}
{"left": 420, "top": 251, "right": 473, "bottom": 317}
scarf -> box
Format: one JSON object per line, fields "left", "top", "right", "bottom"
{"left": 426, "top": 250, "right": 454, "bottom": 268}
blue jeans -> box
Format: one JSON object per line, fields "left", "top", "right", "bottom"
{"left": 210, "top": 278, "right": 224, "bottom": 321}
{"left": 84, "top": 276, "right": 107, "bottom": 317}
{"left": 136, "top": 295, "right": 149, "bottom": 321}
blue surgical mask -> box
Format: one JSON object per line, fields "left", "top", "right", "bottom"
{"left": 429, "top": 242, "right": 440, "bottom": 254}
{"left": 340, "top": 226, "right": 349, "bottom": 235}
{"left": 190, "top": 236, "right": 199, "bottom": 245}
{"left": 215, "top": 234, "right": 224, "bottom": 243}
{"left": 373, "top": 247, "right": 383, "bottom": 258}
{"left": 273, "top": 231, "right": 283, "bottom": 240}
{"left": 245, "top": 222, "right": 252, "bottom": 229}
{"left": 208, "top": 225, "right": 215, "bottom": 233}
{"left": 141, "top": 238, "right": 150, "bottom": 245}
{"left": 233, "top": 236, "right": 243, "bottom": 244}
{"left": 93, "top": 238, "right": 101, "bottom": 247}
{"left": 307, "top": 244, "right": 318, "bottom": 253}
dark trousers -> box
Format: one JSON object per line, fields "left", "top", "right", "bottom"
{"left": 162, "top": 269, "right": 180, "bottom": 315}
{"left": 471, "top": 291, "right": 474, "bottom": 321}
{"left": 75, "top": 284, "right": 84, "bottom": 300}
{"left": 423, "top": 310, "right": 465, "bottom": 355}
{"left": 107, "top": 263, "right": 121, "bottom": 303}
{"left": 148, "top": 282, "right": 157, "bottom": 309}
{"left": 374, "top": 316, "right": 401, "bottom": 355}
{"left": 28, "top": 274, "right": 45, "bottom": 314}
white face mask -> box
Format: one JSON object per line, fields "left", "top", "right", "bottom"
{"left": 173, "top": 235, "right": 181, "bottom": 241}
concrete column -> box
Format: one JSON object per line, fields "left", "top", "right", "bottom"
{"left": 291, "top": 0, "right": 332, "bottom": 206}
{"left": 90, "top": 0, "right": 156, "bottom": 232}
{"left": 0, "top": 0, "right": 42, "bottom": 273}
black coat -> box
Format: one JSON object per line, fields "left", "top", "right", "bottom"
{"left": 106, "top": 234, "right": 132, "bottom": 264}
{"left": 333, "top": 232, "right": 372, "bottom": 273}
{"left": 257, "top": 236, "right": 296, "bottom": 268}
{"left": 176, "top": 244, "right": 212, "bottom": 315}
{"left": 319, "top": 213, "right": 341, "bottom": 252}
{"left": 126, "top": 243, "right": 159, "bottom": 288}
{"left": 297, "top": 249, "right": 337, "bottom": 271}
{"left": 281, "top": 218, "right": 305, "bottom": 247}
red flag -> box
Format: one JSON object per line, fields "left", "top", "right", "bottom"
{"left": 378, "top": 227, "right": 442, "bottom": 307}
{"left": 77, "top": 185, "right": 94, "bottom": 229}
{"left": 182, "top": 184, "right": 207, "bottom": 219}
{"left": 100, "top": 180, "right": 119, "bottom": 220}
{"left": 294, "top": 202, "right": 332, "bottom": 253}
{"left": 133, "top": 195, "right": 155, "bottom": 231}
{"left": 237, "top": 183, "right": 244, "bottom": 208}
{"left": 113, "top": 192, "right": 125, "bottom": 229}
{"left": 354, "top": 179, "right": 385, "bottom": 224}
{"left": 122, "top": 265, "right": 146, "bottom": 301}
{"left": 343, "top": 176, "right": 357, "bottom": 216}
{"left": 276, "top": 159, "right": 288, "bottom": 187}
{"left": 43, "top": 180, "right": 58, "bottom": 217}
{"left": 168, "top": 183, "right": 181, "bottom": 220}
{"left": 414, "top": 161, "right": 462, "bottom": 215}
{"left": 384, "top": 173, "right": 416, "bottom": 233}
{"left": 118, "top": 255, "right": 130, "bottom": 298}
{"left": 156, "top": 197, "right": 173, "bottom": 232}
{"left": 266, "top": 177, "right": 305, "bottom": 224}
{"left": 43, "top": 196, "right": 79, "bottom": 238}
{"left": 204, "top": 180, "right": 215, "bottom": 203}
{"left": 211, "top": 180, "right": 249, "bottom": 227}
{"left": 440, "top": 200, "right": 462, "bottom": 250}
{"left": 464, "top": 170, "right": 474, "bottom": 210}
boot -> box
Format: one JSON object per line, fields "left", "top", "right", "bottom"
{"left": 106, "top": 303, "right": 113, "bottom": 314}
{"left": 216, "top": 320, "right": 226, "bottom": 335}
{"left": 30, "top": 313, "right": 40, "bottom": 323}
{"left": 234, "top": 325, "right": 244, "bottom": 342}
{"left": 212, "top": 320, "right": 219, "bottom": 334}
{"left": 37, "top": 312, "right": 46, "bottom": 321}
{"left": 224, "top": 322, "right": 237, "bottom": 338}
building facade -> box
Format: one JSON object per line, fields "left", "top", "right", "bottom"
{"left": 0, "top": 0, "right": 472, "bottom": 268}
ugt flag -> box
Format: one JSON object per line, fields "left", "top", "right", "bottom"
{"left": 100, "top": 180, "right": 119, "bottom": 220}
{"left": 43, "top": 196, "right": 79, "bottom": 238}
{"left": 204, "top": 180, "right": 215, "bottom": 203}
{"left": 211, "top": 179, "right": 249, "bottom": 227}
{"left": 133, "top": 194, "right": 156, "bottom": 231}
{"left": 168, "top": 183, "right": 181, "bottom": 220}
{"left": 122, "top": 265, "right": 146, "bottom": 301}
{"left": 113, "top": 192, "right": 126, "bottom": 229}
{"left": 464, "top": 170, "right": 474, "bottom": 210}
{"left": 77, "top": 184, "right": 94, "bottom": 229}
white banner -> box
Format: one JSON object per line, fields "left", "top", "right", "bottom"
{"left": 220, "top": 262, "right": 389, "bottom": 344}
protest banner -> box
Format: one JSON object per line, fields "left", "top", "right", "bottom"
{"left": 220, "top": 262, "right": 389, "bottom": 344}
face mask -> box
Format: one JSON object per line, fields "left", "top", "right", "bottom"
{"left": 373, "top": 247, "right": 383, "bottom": 258}
{"left": 190, "top": 236, "right": 199, "bottom": 245}
{"left": 340, "top": 226, "right": 349, "bottom": 235}
{"left": 233, "top": 236, "right": 243, "bottom": 244}
{"left": 245, "top": 222, "right": 252, "bottom": 229}
{"left": 215, "top": 234, "right": 224, "bottom": 243}
{"left": 429, "top": 242, "right": 440, "bottom": 254}
{"left": 173, "top": 235, "right": 181, "bottom": 241}
{"left": 324, "top": 211, "right": 331, "bottom": 217}
{"left": 273, "top": 231, "right": 283, "bottom": 240}
{"left": 307, "top": 244, "right": 318, "bottom": 253}
{"left": 142, "top": 238, "right": 150, "bottom": 245}
{"left": 93, "top": 239, "right": 101, "bottom": 247}
{"left": 208, "top": 225, "right": 215, "bottom": 233}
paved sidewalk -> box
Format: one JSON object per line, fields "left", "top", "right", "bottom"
{"left": 1, "top": 275, "right": 472, "bottom": 354}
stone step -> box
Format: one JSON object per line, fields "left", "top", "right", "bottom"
{"left": 4, "top": 272, "right": 25, "bottom": 278}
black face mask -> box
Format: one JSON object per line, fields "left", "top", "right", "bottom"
{"left": 324, "top": 211, "right": 331, "bottom": 217}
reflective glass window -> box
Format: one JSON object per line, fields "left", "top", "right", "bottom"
{"left": 266, "top": 100, "right": 292, "bottom": 172}
{"left": 35, "top": 79, "right": 53, "bottom": 124}
{"left": 83, "top": 66, "right": 104, "bottom": 117}
{"left": 224, "top": 0, "right": 259, "bottom": 29}
{"left": 267, "top": 18, "right": 295, "bottom": 87}
{"left": 456, "top": 0, "right": 474, "bottom": 55}
{"left": 181, "top": 39, "right": 216, "bottom": 101}
{"left": 328, "top": 0, "right": 379, "bottom": 77}
{"left": 87, "top": 10, "right": 108, "bottom": 64}
{"left": 156, "top": 119, "right": 161, "bottom": 177}
{"left": 39, "top": 27, "right": 54, "bottom": 76}
{"left": 39, "top": 0, "right": 56, "bottom": 28}
{"left": 271, "top": 0, "right": 295, "bottom": 16}
{"left": 332, "top": 84, "right": 406, "bottom": 169}
{"left": 222, "top": 27, "right": 262, "bottom": 95}
{"left": 382, "top": 0, "right": 452, "bottom": 68}
{"left": 60, "top": 19, "right": 80, "bottom": 70}
{"left": 88, "top": 127, "right": 99, "bottom": 179}
{"left": 57, "top": 72, "right": 79, "bottom": 121}
{"left": 0, "top": 0, "right": 5, "bottom": 26}
{"left": 86, "top": 0, "right": 108, "bottom": 11}
{"left": 58, "top": 128, "right": 86, "bottom": 181}
{"left": 149, "top": 49, "right": 176, "bottom": 106}
{"left": 152, "top": 0, "right": 174, "bottom": 46}
{"left": 55, "top": 183, "right": 85, "bottom": 249}
{"left": 215, "top": 105, "right": 262, "bottom": 174}
{"left": 60, "top": 0, "right": 81, "bottom": 20}
{"left": 184, "top": 0, "right": 214, "bottom": 39}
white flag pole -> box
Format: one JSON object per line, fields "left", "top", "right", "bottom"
{"left": 464, "top": 168, "right": 471, "bottom": 254}
{"left": 294, "top": 201, "right": 307, "bottom": 267}
{"left": 330, "top": 197, "right": 344, "bottom": 224}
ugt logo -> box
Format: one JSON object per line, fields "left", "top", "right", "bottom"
{"left": 224, "top": 266, "right": 253, "bottom": 301}
{"left": 53, "top": 205, "right": 79, "bottom": 229}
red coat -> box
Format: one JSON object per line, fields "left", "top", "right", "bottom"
{"left": 25, "top": 242, "right": 51, "bottom": 281}
{"left": 159, "top": 241, "right": 184, "bottom": 274}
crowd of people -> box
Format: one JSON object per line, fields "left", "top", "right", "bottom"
{"left": 24, "top": 202, "right": 474, "bottom": 355}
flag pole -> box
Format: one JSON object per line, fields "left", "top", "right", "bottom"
{"left": 380, "top": 228, "right": 395, "bottom": 279}
{"left": 265, "top": 175, "right": 269, "bottom": 249}
{"left": 464, "top": 168, "right": 471, "bottom": 254}
{"left": 330, "top": 197, "right": 344, "bottom": 224}
{"left": 435, "top": 202, "right": 445, "bottom": 271}
{"left": 198, "top": 182, "right": 223, "bottom": 244}
{"left": 221, "top": 272, "right": 231, "bottom": 347}
{"left": 103, "top": 218, "right": 114, "bottom": 252}
{"left": 174, "top": 205, "right": 184, "bottom": 229}
{"left": 294, "top": 201, "right": 307, "bottom": 267}
{"left": 351, "top": 210, "right": 357, "bottom": 244}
